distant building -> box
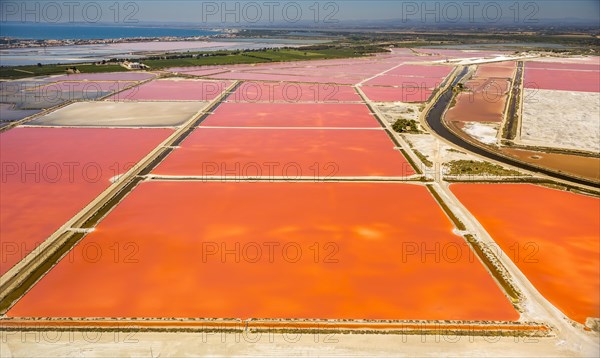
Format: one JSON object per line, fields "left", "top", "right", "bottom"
{"left": 121, "top": 61, "right": 149, "bottom": 70}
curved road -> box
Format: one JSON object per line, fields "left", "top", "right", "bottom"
{"left": 425, "top": 67, "right": 599, "bottom": 189}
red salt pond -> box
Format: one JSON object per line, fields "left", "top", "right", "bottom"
{"left": 229, "top": 82, "right": 361, "bottom": 102}
{"left": 524, "top": 69, "right": 600, "bottom": 92}
{"left": 361, "top": 86, "right": 433, "bottom": 102}
{"left": 108, "top": 79, "right": 232, "bottom": 101}
{"left": 201, "top": 103, "right": 379, "bottom": 128}
{"left": 210, "top": 72, "right": 357, "bottom": 85}
{"left": 0, "top": 127, "right": 173, "bottom": 275}
{"left": 153, "top": 128, "right": 415, "bottom": 178}
{"left": 8, "top": 181, "right": 519, "bottom": 321}
{"left": 451, "top": 184, "right": 600, "bottom": 324}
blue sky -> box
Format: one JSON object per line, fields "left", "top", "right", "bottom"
{"left": 2, "top": 1, "right": 599, "bottom": 25}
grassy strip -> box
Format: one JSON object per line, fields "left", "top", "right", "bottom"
{"left": 0, "top": 326, "right": 243, "bottom": 334}
{"left": 425, "top": 185, "right": 466, "bottom": 231}
{"left": 395, "top": 138, "right": 423, "bottom": 175}
{"left": 443, "top": 177, "right": 599, "bottom": 197}
{"left": 501, "top": 143, "right": 600, "bottom": 159}
{"left": 464, "top": 234, "right": 522, "bottom": 305}
{"left": 78, "top": 178, "right": 143, "bottom": 229}
{"left": 355, "top": 88, "right": 423, "bottom": 176}
{"left": 397, "top": 148, "right": 422, "bottom": 176}
{"left": 425, "top": 185, "right": 522, "bottom": 306}
{"left": 150, "top": 176, "right": 423, "bottom": 183}
{"left": 539, "top": 183, "right": 600, "bottom": 198}
{"left": 445, "top": 160, "right": 522, "bottom": 176}
{"left": 502, "top": 61, "right": 523, "bottom": 141}
{"left": 0, "top": 325, "right": 548, "bottom": 337}
{"left": 447, "top": 83, "right": 466, "bottom": 109}
{"left": 0, "top": 319, "right": 549, "bottom": 337}
{"left": 253, "top": 327, "right": 549, "bottom": 337}
{"left": 144, "top": 55, "right": 265, "bottom": 68}
{"left": 413, "top": 150, "right": 433, "bottom": 168}
{"left": 446, "top": 148, "right": 465, "bottom": 154}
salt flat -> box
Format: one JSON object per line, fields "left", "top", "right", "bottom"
{"left": 520, "top": 89, "right": 600, "bottom": 153}
{"left": 27, "top": 101, "right": 208, "bottom": 127}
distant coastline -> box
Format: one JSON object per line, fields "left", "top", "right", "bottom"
{"left": 1, "top": 23, "right": 223, "bottom": 41}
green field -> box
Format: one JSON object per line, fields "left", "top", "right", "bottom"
{"left": 0, "top": 47, "right": 384, "bottom": 80}
{"left": 143, "top": 47, "right": 381, "bottom": 69}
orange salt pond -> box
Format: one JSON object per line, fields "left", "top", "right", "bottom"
{"left": 451, "top": 184, "right": 600, "bottom": 324}
{"left": 475, "top": 63, "right": 516, "bottom": 79}
{"left": 500, "top": 148, "right": 600, "bottom": 183}
{"left": 0, "top": 127, "right": 173, "bottom": 275}
{"left": 153, "top": 128, "right": 415, "bottom": 177}
{"left": 8, "top": 181, "right": 519, "bottom": 321}
{"left": 447, "top": 62, "right": 512, "bottom": 124}
{"left": 464, "top": 78, "right": 510, "bottom": 95}
{"left": 445, "top": 91, "right": 508, "bottom": 123}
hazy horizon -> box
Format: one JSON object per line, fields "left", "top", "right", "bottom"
{"left": 1, "top": 1, "right": 598, "bottom": 28}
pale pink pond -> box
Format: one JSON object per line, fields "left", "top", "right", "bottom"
{"left": 36, "top": 81, "right": 136, "bottom": 92}
{"left": 365, "top": 76, "right": 444, "bottom": 89}
{"left": 51, "top": 72, "right": 156, "bottom": 82}
{"left": 229, "top": 82, "right": 361, "bottom": 102}
{"left": 109, "top": 79, "right": 233, "bottom": 101}
{"left": 201, "top": 103, "right": 378, "bottom": 128}
{"left": 362, "top": 86, "right": 433, "bottom": 102}
{"left": 386, "top": 65, "right": 453, "bottom": 77}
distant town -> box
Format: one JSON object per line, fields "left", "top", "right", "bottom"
{"left": 0, "top": 30, "right": 240, "bottom": 49}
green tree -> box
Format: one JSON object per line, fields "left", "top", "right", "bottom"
{"left": 392, "top": 118, "right": 418, "bottom": 133}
